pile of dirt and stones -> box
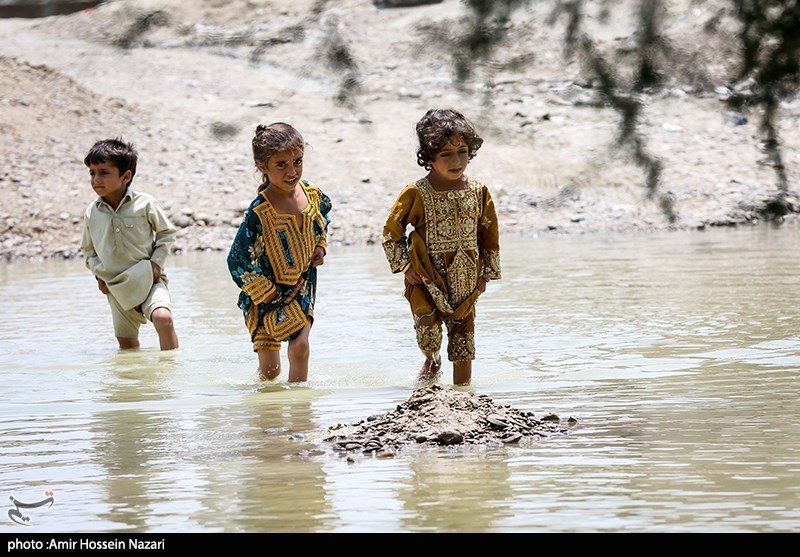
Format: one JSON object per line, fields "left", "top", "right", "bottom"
{"left": 323, "top": 384, "right": 577, "bottom": 457}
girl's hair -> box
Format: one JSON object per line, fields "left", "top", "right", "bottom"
{"left": 84, "top": 138, "right": 138, "bottom": 185}
{"left": 415, "top": 109, "right": 483, "bottom": 170}
{"left": 252, "top": 122, "right": 305, "bottom": 191}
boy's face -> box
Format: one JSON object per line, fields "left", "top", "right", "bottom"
{"left": 430, "top": 135, "right": 469, "bottom": 182}
{"left": 88, "top": 160, "right": 131, "bottom": 204}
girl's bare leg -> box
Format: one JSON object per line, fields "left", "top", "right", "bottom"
{"left": 257, "top": 350, "right": 281, "bottom": 381}
{"left": 287, "top": 322, "right": 312, "bottom": 383}
{"left": 151, "top": 307, "right": 179, "bottom": 350}
{"left": 453, "top": 361, "right": 472, "bottom": 386}
{"left": 418, "top": 351, "right": 442, "bottom": 382}
{"left": 116, "top": 337, "right": 140, "bottom": 350}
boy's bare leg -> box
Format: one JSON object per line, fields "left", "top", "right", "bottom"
{"left": 257, "top": 350, "right": 281, "bottom": 381}
{"left": 287, "top": 322, "right": 312, "bottom": 383}
{"left": 151, "top": 307, "right": 179, "bottom": 350}
{"left": 453, "top": 361, "right": 472, "bottom": 386}
{"left": 116, "top": 337, "right": 140, "bottom": 350}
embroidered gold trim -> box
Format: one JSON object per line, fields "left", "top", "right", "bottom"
{"left": 383, "top": 239, "right": 409, "bottom": 273}
{"left": 446, "top": 247, "right": 478, "bottom": 307}
{"left": 253, "top": 184, "right": 322, "bottom": 285}
{"left": 448, "top": 332, "right": 475, "bottom": 361}
{"left": 415, "top": 322, "right": 443, "bottom": 353}
{"left": 416, "top": 177, "right": 481, "bottom": 254}
{"left": 482, "top": 249, "right": 502, "bottom": 279}
{"left": 422, "top": 276, "right": 453, "bottom": 316}
{"left": 263, "top": 298, "right": 307, "bottom": 339}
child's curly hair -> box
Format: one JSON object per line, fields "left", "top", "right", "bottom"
{"left": 252, "top": 122, "right": 306, "bottom": 191}
{"left": 415, "top": 108, "right": 483, "bottom": 171}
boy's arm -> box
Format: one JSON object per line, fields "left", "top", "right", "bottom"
{"left": 147, "top": 199, "right": 177, "bottom": 271}
{"left": 80, "top": 212, "right": 110, "bottom": 293}
{"left": 80, "top": 209, "right": 103, "bottom": 275}
{"left": 478, "top": 184, "right": 502, "bottom": 281}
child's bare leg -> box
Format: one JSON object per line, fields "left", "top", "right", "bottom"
{"left": 453, "top": 361, "right": 472, "bottom": 386}
{"left": 116, "top": 337, "right": 140, "bottom": 350}
{"left": 446, "top": 315, "right": 474, "bottom": 386}
{"left": 151, "top": 307, "right": 179, "bottom": 350}
{"left": 257, "top": 350, "right": 281, "bottom": 381}
{"left": 418, "top": 351, "right": 442, "bottom": 382}
{"left": 287, "top": 322, "right": 312, "bottom": 383}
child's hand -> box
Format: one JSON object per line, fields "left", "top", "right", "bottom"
{"left": 151, "top": 260, "right": 162, "bottom": 283}
{"left": 311, "top": 246, "right": 326, "bottom": 267}
{"left": 477, "top": 275, "right": 489, "bottom": 293}
{"left": 96, "top": 278, "right": 109, "bottom": 295}
{"left": 404, "top": 266, "right": 423, "bottom": 285}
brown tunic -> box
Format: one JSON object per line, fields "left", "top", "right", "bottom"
{"left": 382, "top": 175, "right": 501, "bottom": 324}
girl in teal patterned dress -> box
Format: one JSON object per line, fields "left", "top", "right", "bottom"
{"left": 227, "top": 123, "right": 332, "bottom": 383}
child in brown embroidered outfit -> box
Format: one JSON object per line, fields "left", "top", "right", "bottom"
{"left": 382, "top": 109, "right": 501, "bottom": 386}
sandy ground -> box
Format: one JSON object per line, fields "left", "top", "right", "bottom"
{"left": 1, "top": 0, "right": 799, "bottom": 262}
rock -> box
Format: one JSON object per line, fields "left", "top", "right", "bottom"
{"left": 486, "top": 413, "right": 509, "bottom": 429}
{"left": 436, "top": 430, "right": 463, "bottom": 445}
{"left": 723, "top": 112, "right": 748, "bottom": 125}
{"left": 502, "top": 433, "right": 523, "bottom": 444}
{"left": 375, "top": 0, "right": 443, "bottom": 8}
{"left": 567, "top": 417, "right": 579, "bottom": 428}
{"left": 173, "top": 214, "right": 193, "bottom": 228}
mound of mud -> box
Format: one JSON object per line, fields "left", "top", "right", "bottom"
{"left": 324, "top": 384, "right": 577, "bottom": 456}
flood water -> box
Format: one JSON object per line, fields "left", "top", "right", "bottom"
{"left": 1, "top": 224, "right": 798, "bottom": 533}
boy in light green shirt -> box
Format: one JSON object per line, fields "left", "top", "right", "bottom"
{"left": 80, "top": 138, "right": 179, "bottom": 351}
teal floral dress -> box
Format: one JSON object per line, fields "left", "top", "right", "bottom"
{"left": 227, "top": 180, "right": 331, "bottom": 351}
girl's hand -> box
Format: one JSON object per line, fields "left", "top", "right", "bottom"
{"left": 405, "top": 266, "right": 423, "bottom": 285}
{"left": 311, "top": 246, "right": 326, "bottom": 267}
{"left": 477, "top": 275, "right": 489, "bottom": 293}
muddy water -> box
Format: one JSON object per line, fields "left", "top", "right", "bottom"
{"left": 1, "top": 224, "right": 798, "bottom": 532}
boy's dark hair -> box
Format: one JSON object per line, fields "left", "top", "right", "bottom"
{"left": 84, "top": 138, "right": 138, "bottom": 185}
{"left": 415, "top": 108, "right": 483, "bottom": 171}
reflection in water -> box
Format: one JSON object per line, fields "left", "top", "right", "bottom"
{"left": 92, "top": 351, "right": 181, "bottom": 532}
{"left": 89, "top": 355, "right": 333, "bottom": 532}
{"left": 191, "top": 387, "right": 332, "bottom": 532}
{"left": 0, "top": 224, "right": 799, "bottom": 532}
{"left": 399, "top": 450, "right": 513, "bottom": 532}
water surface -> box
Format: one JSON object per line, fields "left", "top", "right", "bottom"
{"left": 1, "top": 224, "right": 798, "bottom": 532}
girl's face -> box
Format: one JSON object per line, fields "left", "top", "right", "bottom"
{"left": 429, "top": 135, "right": 469, "bottom": 183}
{"left": 259, "top": 148, "right": 303, "bottom": 193}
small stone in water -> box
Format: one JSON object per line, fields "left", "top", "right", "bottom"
{"left": 436, "top": 430, "right": 464, "bottom": 445}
